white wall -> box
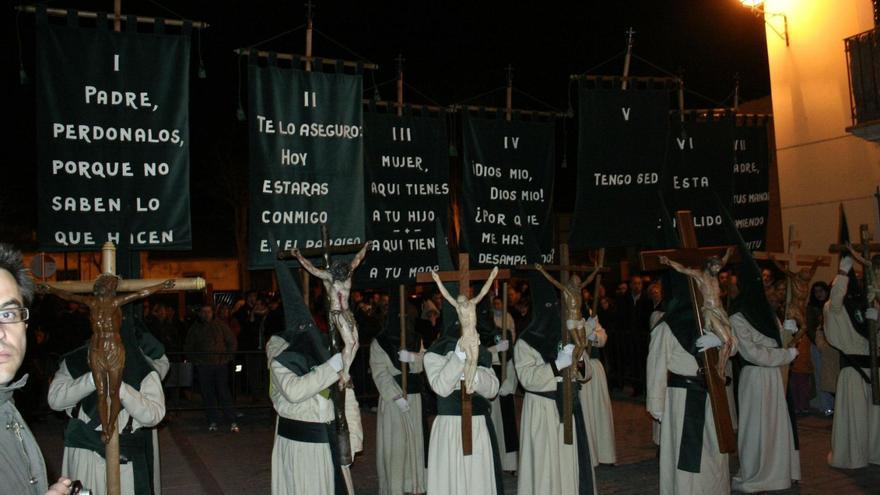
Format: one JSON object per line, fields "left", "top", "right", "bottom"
{"left": 765, "top": 0, "right": 880, "bottom": 281}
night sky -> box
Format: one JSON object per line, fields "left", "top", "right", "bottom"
{"left": 3, "top": 0, "right": 769, "bottom": 256}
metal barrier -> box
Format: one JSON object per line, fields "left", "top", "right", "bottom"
{"left": 846, "top": 28, "right": 880, "bottom": 126}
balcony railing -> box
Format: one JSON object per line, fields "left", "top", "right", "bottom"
{"left": 846, "top": 27, "right": 880, "bottom": 129}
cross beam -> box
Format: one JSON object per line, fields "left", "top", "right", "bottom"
{"left": 416, "top": 253, "right": 509, "bottom": 455}
{"left": 639, "top": 211, "right": 737, "bottom": 455}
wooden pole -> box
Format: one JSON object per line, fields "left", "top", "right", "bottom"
{"left": 505, "top": 65, "right": 513, "bottom": 122}
{"left": 304, "top": 1, "right": 313, "bottom": 72}
{"left": 559, "top": 244, "right": 574, "bottom": 445}
{"left": 399, "top": 285, "right": 408, "bottom": 398}
{"left": 586, "top": 248, "right": 606, "bottom": 357}
{"left": 621, "top": 28, "right": 635, "bottom": 91}
{"left": 396, "top": 54, "right": 404, "bottom": 118}
{"left": 501, "top": 281, "right": 509, "bottom": 382}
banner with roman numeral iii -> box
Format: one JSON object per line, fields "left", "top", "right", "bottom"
{"left": 570, "top": 82, "right": 671, "bottom": 248}
{"left": 459, "top": 113, "right": 555, "bottom": 268}
{"left": 355, "top": 110, "right": 451, "bottom": 287}
{"left": 247, "top": 58, "right": 364, "bottom": 268}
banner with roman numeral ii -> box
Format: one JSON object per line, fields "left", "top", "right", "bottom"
{"left": 354, "top": 110, "right": 451, "bottom": 287}
{"left": 459, "top": 113, "right": 556, "bottom": 268}
{"left": 570, "top": 83, "right": 671, "bottom": 248}
{"left": 247, "top": 58, "right": 364, "bottom": 268}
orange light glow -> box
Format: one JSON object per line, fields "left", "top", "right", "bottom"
{"left": 740, "top": 0, "right": 764, "bottom": 7}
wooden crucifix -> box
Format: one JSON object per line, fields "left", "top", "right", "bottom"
{"left": 279, "top": 224, "right": 369, "bottom": 466}
{"left": 753, "top": 225, "right": 831, "bottom": 350}
{"left": 517, "top": 243, "right": 609, "bottom": 444}
{"left": 830, "top": 224, "right": 880, "bottom": 404}
{"left": 416, "top": 253, "right": 510, "bottom": 455}
{"left": 640, "top": 211, "right": 738, "bottom": 455}
{"left": 37, "top": 242, "right": 205, "bottom": 495}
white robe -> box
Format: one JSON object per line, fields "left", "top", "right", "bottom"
{"left": 369, "top": 340, "right": 426, "bottom": 495}
{"left": 424, "top": 350, "right": 500, "bottom": 495}
{"left": 824, "top": 274, "right": 880, "bottom": 468}
{"left": 647, "top": 322, "right": 730, "bottom": 495}
{"left": 145, "top": 354, "right": 170, "bottom": 495}
{"left": 515, "top": 339, "right": 596, "bottom": 495}
{"left": 579, "top": 326, "right": 616, "bottom": 465}
{"left": 48, "top": 361, "right": 166, "bottom": 495}
{"left": 267, "top": 336, "right": 361, "bottom": 495}
{"left": 730, "top": 313, "right": 799, "bottom": 492}
{"left": 490, "top": 350, "right": 519, "bottom": 471}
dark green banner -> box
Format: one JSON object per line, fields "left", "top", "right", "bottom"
{"left": 355, "top": 110, "right": 450, "bottom": 288}
{"left": 663, "top": 114, "right": 736, "bottom": 246}
{"left": 36, "top": 18, "right": 191, "bottom": 251}
{"left": 570, "top": 86, "right": 670, "bottom": 248}
{"left": 248, "top": 62, "right": 364, "bottom": 269}
{"left": 732, "top": 120, "right": 771, "bottom": 251}
{"left": 459, "top": 114, "right": 555, "bottom": 268}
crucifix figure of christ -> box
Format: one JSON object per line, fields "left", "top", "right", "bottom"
{"left": 416, "top": 254, "right": 510, "bottom": 456}
{"left": 38, "top": 275, "right": 174, "bottom": 442}
{"left": 520, "top": 243, "right": 608, "bottom": 444}
{"left": 288, "top": 240, "right": 369, "bottom": 386}
{"left": 641, "top": 211, "right": 738, "bottom": 454}
{"left": 658, "top": 246, "right": 736, "bottom": 377}
{"left": 35, "top": 242, "right": 205, "bottom": 495}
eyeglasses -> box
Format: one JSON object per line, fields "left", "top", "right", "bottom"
{"left": 0, "top": 307, "right": 29, "bottom": 324}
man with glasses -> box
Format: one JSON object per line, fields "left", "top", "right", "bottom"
{"left": 0, "top": 243, "right": 72, "bottom": 494}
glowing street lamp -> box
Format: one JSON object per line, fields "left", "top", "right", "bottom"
{"left": 740, "top": 0, "right": 789, "bottom": 47}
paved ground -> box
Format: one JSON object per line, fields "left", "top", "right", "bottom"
{"left": 30, "top": 388, "right": 880, "bottom": 494}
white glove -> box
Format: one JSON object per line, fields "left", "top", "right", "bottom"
{"left": 327, "top": 353, "right": 344, "bottom": 372}
{"left": 649, "top": 411, "right": 662, "bottom": 423}
{"left": 454, "top": 343, "right": 467, "bottom": 362}
{"left": 787, "top": 348, "right": 799, "bottom": 362}
{"left": 588, "top": 331, "right": 599, "bottom": 343}
{"left": 840, "top": 256, "right": 854, "bottom": 273}
{"left": 491, "top": 339, "right": 510, "bottom": 353}
{"left": 867, "top": 308, "right": 879, "bottom": 321}
{"left": 394, "top": 396, "right": 410, "bottom": 412}
{"left": 783, "top": 319, "right": 798, "bottom": 334}
{"left": 585, "top": 316, "right": 598, "bottom": 332}
{"left": 398, "top": 350, "right": 416, "bottom": 363}
{"left": 696, "top": 333, "right": 722, "bottom": 352}
{"left": 554, "top": 343, "right": 575, "bottom": 371}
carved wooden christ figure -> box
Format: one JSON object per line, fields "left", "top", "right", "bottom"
{"left": 38, "top": 275, "right": 174, "bottom": 442}
{"left": 534, "top": 263, "right": 601, "bottom": 371}
{"left": 659, "top": 247, "right": 737, "bottom": 376}
{"left": 430, "top": 266, "right": 499, "bottom": 393}
{"left": 769, "top": 254, "right": 824, "bottom": 330}
{"left": 291, "top": 244, "right": 369, "bottom": 385}
{"left": 847, "top": 242, "right": 880, "bottom": 306}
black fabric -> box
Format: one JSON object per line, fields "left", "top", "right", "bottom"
{"left": 436, "top": 392, "right": 503, "bottom": 495}
{"left": 36, "top": 19, "right": 192, "bottom": 251}
{"left": 668, "top": 373, "right": 708, "bottom": 473}
{"left": 492, "top": 365, "right": 519, "bottom": 453}
{"left": 720, "top": 195, "right": 782, "bottom": 347}
{"left": 570, "top": 85, "right": 669, "bottom": 248}
{"left": 272, "top": 256, "right": 331, "bottom": 373}
{"left": 518, "top": 273, "right": 564, "bottom": 363}
{"left": 247, "top": 65, "right": 364, "bottom": 269}
{"left": 459, "top": 113, "right": 556, "bottom": 268}
{"left": 64, "top": 418, "right": 152, "bottom": 494}
{"left": 393, "top": 373, "right": 424, "bottom": 394}
{"left": 276, "top": 417, "right": 346, "bottom": 495}
{"left": 356, "top": 110, "right": 451, "bottom": 287}
{"left": 838, "top": 207, "right": 869, "bottom": 338}
{"left": 839, "top": 352, "right": 873, "bottom": 384}
{"left": 732, "top": 121, "right": 771, "bottom": 251}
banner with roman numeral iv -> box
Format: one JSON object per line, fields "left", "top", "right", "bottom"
{"left": 569, "top": 80, "right": 671, "bottom": 248}
{"left": 458, "top": 113, "right": 555, "bottom": 267}
{"left": 36, "top": 14, "right": 192, "bottom": 251}
{"left": 355, "top": 110, "right": 451, "bottom": 287}
{"left": 732, "top": 118, "right": 771, "bottom": 251}
{"left": 663, "top": 112, "right": 736, "bottom": 246}
{"left": 247, "top": 57, "right": 365, "bottom": 268}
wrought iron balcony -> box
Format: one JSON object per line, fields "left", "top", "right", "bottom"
{"left": 846, "top": 27, "right": 880, "bottom": 140}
